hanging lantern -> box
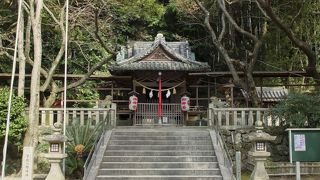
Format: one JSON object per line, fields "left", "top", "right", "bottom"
{"left": 181, "top": 95, "right": 190, "bottom": 111}
{"left": 129, "top": 95, "right": 138, "bottom": 111}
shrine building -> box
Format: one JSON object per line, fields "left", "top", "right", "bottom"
{"left": 109, "top": 33, "right": 210, "bottom": 126}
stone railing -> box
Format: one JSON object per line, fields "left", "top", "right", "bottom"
{"left": 38, "top": 103, "right": 117, "bottom": 127}
{"left": 208, "top": 107, "right": 278, "bottom": 128}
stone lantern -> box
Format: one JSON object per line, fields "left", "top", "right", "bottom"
{"left": 248, "top": 119, "right": 276, "bottom": 180}
{"left": 42, "top": 122, "right": 68, "bottom": 180}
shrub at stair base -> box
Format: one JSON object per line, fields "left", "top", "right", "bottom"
{"left": 0, "top": 88, "right": 27, "bottom": 148}
{"left": 0, "top": 88, "right": 27, "bottom": 174}
{"left": 65, "top": 119, "right": 103, "bottom": 179}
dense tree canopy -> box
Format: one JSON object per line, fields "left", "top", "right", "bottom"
{"left": 0, "top": 0, "right": 319, "bottom": 105}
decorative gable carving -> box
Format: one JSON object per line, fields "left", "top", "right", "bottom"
{"left": 143, "top": 46, "right": 174, "bottom": 61}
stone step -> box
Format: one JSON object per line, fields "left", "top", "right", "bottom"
{"left": 102, "top": 156, "right": 217, "bottom": 162}
{"left": 111, "top": 135, "right": 211, "bottom": 141}
{"left": 115, "top": 126, "right": 209, "bottom": 129}
{"left": 112, "top": 131, "right": 210, "bottom": 136}
{"left": 107, "top": 145, "right": 213, "bottom": 151}
{"left": 92, "top": 128, "right": 223, "bottom": 180}
{"left": 99, "top": 162, "right": 219, "bottom": 169}
{"left": 109, "top": 140, "right": 212, "bottom": 145}
{"left": 104, "top": 151, "right": 215, "bottom": 156}
{"left": 95, "top": 175, "right": 223, "bottom": 180}
{"left": 98, "top": 169, "right": 221, "bottom": 176}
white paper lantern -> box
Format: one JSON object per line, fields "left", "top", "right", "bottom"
{"left": 181, "top": 95, "right": 190, "bottom": 111}
{"left": 129, "top": 95, "right": 138, "bottom": 111}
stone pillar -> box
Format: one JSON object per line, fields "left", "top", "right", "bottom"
{"left": 248, "top": 120, "right": 276, "bottom": 180}
{"left": 42, "top": 122, "right": 68, "bottom": 180}
{"left": 111, "top": 103, "right": 117, "bottom": 127}
{"left": 208, "top": 103, "right": 214, "bottom": 127}
{"left": 43, "top": 154, "right": 67, "bottom": 180}
{"left": 249, "top": 151, "right": 271, "bottom": 180}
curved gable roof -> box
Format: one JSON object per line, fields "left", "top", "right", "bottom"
{"left": 109, "top": 34, "right": 210, "bottom": 73}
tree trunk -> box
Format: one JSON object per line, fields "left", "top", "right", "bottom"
{"left": 18, "top": 8, "right": 26, "bottom": 97}
{"left": 44, "top": 84, "right": 59, "bottom": 108}
{"left": 23, "top": 0, "right": 43, "bottom": 147}
{"left": 245, "top": 72, "right": 260, "bottom": 107}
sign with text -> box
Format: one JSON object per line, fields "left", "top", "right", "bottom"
{"left": 22, "top": 147, "right": 34, "bottom": 180}
{"left": 287, "top": 128, "right": 320, "bottom": 163}
{"left": 294, "top": 134, "right": 306, "bottom": 151}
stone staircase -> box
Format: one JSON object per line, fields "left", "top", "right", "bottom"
{"left": 94, "top": 127, "right": 224, "bottom": 180}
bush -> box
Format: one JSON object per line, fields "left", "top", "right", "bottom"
{"left": 271, "top": 92, "right": 320, "bottom": 128}
{"left": 0, "top": 88, "right": 27, "bottom": 148}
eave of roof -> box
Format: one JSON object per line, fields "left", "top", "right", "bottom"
{"left": 110, "top": 61, "right": 210, "bottom": 72}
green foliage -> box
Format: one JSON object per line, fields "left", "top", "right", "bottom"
{"left": 0, "top": 88, "right": 27, "bottom": 147}
{"left": 67, "top": 82, "right": 100, "bottom": 108}
{"left": 271, "top": 92, "right": 320, "bottom": 128}
{"left": 65, "top": 119, "right": 103, "bottom": 178}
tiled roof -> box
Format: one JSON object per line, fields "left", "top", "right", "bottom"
{"left": 241, "top": 86, "right": 288, "bottom": 102}
{"left": 110, "top": 61, "right": 209, "bottom": 71}
{"left": 256, "top": 87, "right": 288, "bottom": 102}
{"left": 109, "top": 34, "right": 210, "bottom": 73}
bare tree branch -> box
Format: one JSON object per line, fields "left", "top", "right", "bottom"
{"left": 43, "top": 3, "right": 60, "bottom": 24}
{"left": 195, "top": 0, "right": 241, "bottom": 85}
{"left": 218, "top": 0, "right": 258, "bottom": 42}
{"left": 56, "top": 55, "right": 115, "bottom": 92}
{"left": 289, "top": 0, "right": 305, "bottom": 28}
{"left": 24, "top": 16, "right": 31, "bottom": 55}
{"left": 40, "top": 3, "right": 66, "bottom": 91}
{"left": 225, "top": 0, "right": 240, "bottom": 5}
{"left": 0, "top": 51, "right": 14, "bottom": 60}
{"left": 26, "top": 56, "right": 49, "bottom": 78}
{"left": 218, "top": 0, "right": 226, "bottom": 42}
{"left": 255, "top": 0, "right": 270, "bottom": 19}
{"left": 94, "top": 10, "right": 116, "bottom": 55}
{"left": 256, "top": 0, "right": 320, "bottom": 86}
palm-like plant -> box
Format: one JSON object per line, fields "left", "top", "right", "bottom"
{"left": 65, "top": 119, "right": 103, "bottom": 178}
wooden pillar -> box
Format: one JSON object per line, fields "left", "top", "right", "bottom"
{"left": 111, "top": 83, "right": 114, "bottom": 100}
{"left": 183, "top": 76, "right": 188, "bottom": 126}
{"left": 133, "top": 74, "right": 136, "bottom": 92}
{"left": 231, "top": 86, "right": 234, "bottom": 108}
{"left": 132, "top": 74, "right": 136, "bottom": 125}
{"left": 196, "top": 87, "right": 199, "bottom": 107}
{"left": 207, "top": 78, "right": 211, "bottom": 105}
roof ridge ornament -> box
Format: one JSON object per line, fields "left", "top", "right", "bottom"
{"left": 155, "top": 33, "right": 165, "bottom": 42}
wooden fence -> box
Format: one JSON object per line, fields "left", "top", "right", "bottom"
{"left": 38, "top": 103, "right": 117, "bottom": 127}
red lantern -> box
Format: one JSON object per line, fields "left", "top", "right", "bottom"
{"left": 129, "top": 95, "right": 138, "bottom": 111}
{"left": 181, "top": 95, "right": 190, "bottom": 111}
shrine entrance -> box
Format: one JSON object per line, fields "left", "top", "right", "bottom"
{"left": 135, "top": 103, "right": 183, "bottom": 125}
{"left": 109, "top": 34, "right": 210, "bottom": 126}
{"left": 132, "top": 71, "right": 186, "bottom": 126}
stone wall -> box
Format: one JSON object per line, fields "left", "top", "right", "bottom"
{"left": 219, "top": 126, "right": 290, "bottom": 169}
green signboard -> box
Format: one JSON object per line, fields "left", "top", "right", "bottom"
{"left": 287, "top": 128, "right": 320, "bottom": 163}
